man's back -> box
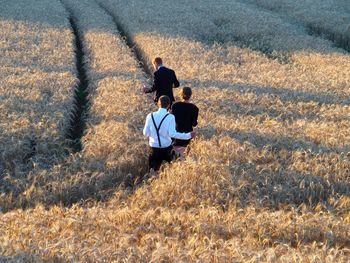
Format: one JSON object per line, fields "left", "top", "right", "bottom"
{"left": 143, "top": 107, "right": 191, "bottom": 148}
{"left": 145, "top": 108, "right": 175, "bottom": 148}
{"left": 152, "top": 67, "right": 179, "bottom": 102}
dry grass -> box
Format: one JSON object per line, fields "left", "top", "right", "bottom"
{"left": 0, "top": 0, "right": 76, "bottom": 176}
{"left": 0, "top": 0, "right": 349, "bottom": 261}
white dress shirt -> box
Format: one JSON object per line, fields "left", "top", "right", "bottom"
{"left": 143, "top": 108, "right": 191, "bottom": 148}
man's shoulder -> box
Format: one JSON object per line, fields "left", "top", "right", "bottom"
{"left": 168, "top": 68, "right": 176, "bottom": 75}
{"left": 173, "top": 102, "right": 198, "bottom": 109}
{"left": 192, "top": 103, "right": 199, "bottom": 111}
{"left": 172, "top": 101, "right": 181, "bottom": 107}
{"left": 160, "top": 67, "right": 174, "bottom": 73}
{"left": 167, "top": 112, "right": 175, "bottom": 120}
{"left": 146, "top": 112, "right": 155, "bottom": 118}
{"left": 171, "top": 101, "right": 185, "bottom": 111}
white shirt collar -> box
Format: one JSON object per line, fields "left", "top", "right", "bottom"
{"left": 157, "top": 107, "right": 168, "bottom": 113}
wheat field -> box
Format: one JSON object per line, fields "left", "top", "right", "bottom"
{"left": 0, "top": 0, "right": 76, "bottom": 203}
{"left": 0, "top": 0, "right": 349, "bottom": 262}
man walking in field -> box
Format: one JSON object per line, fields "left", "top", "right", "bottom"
{"left": 143, "top": 95, "right": 196, "bottom": 171}
{"left": 143, "top": 57, "right": 180, "bottom": 104}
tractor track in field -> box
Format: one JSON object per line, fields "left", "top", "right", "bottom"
{"left": 95, "top": 1, "right": 157, "bottom": 190}
{"left": 61, "top": 4, "right": 90, "bottom": 152}
{"left": 238, "top": 0, "right": 350, "bottom": 53}
{"left": 96, "top": 1, "right": 153, "bottom": 78}
{"left": 305, "top": 24, "right": 350, "bottom": 53}
{"left": 1, "top": 8, "right": 91, "bottom": 211}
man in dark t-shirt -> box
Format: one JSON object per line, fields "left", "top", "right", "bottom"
{"left": 171, "top": 87, "right": 199, "bottom": 147}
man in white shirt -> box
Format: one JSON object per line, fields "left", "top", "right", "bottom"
{"left": 143, "top": 95, "right": 197, "bottom": 171}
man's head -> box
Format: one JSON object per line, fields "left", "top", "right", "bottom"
{"left": 152, "top": 57, "right": 163, "bottom": 70}
{"left": 158, "top": 95, "right": 171, "bottom": 109}
{"left": 180, "top": 86, "right": 192, "bottom": 101}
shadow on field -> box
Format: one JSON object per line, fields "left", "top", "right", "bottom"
{"left": 0, "top": 150, "right": 148, "bottom": 212}
{"left": 3, "top": 0, "right": 348, "bottom": 68}
{"left": 215, "top": 128, "right": 349, "bottom": 155}
{"left": 195, "top": 80, "right": 350, "bottom": 154}
{"left": 0, "top": 254, "right": 67, "bottom": 263}
{"left": 192, "top": 80, "right": 350, "bottom": 106}
{"left": 242, "top": 167, "right": 350, "bottom": 210}
{"left": 0, "top": 93, "right": 70, "bottom": 179}
{"left": 0, "top": 255, "right": 45, "bottom": 263}
{"left": 96, "top": 0, "right": 350, "bottom": 69}
{"left": 200, "top": 124, "right": 350, "bottom": 210}
{"left": 262, "top": 221, "right": 350, "bottom": 249}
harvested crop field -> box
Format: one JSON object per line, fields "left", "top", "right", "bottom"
{"left": 0, "top": 0, "right": 349, "bottom": 262}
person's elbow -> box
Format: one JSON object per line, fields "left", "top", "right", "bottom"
{"left": 143, "top": 128, "right": 148, "bottom": 137}
{"left": 143, "top": 116, "right": 150, "bottom": 136}
{"left": 168, "top": 130, "right": 177, "bottom": 138}
{"left": 168, "top": 130, "right": 180, "bottom": 139}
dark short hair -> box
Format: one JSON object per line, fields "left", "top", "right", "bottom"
{"left": 152, "top": 57, "right": 163, "bottom": 65}
{"left": 180, "top": 87, "right": 192, "bottom": 100}
{"left": 159, "top": 95, "right": 170, "bottom": 108}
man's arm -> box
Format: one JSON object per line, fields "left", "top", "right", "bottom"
{"left": 145, "top": 72, "right": 158, "bottom": 93}
{"left": 173, "top": 70, "right": 180, "bottom": 88}
{"left": 143, "top": 114, "right": 151, "bottom": 137}
{"left": 192, "top": 106, "right": 199, "bottom": 127}
{"left": 168, "top": 115, "right": 191, "bottom": 140}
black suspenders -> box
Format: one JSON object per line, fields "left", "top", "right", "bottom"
{"left": 151, "top": 113, "right": 169, "bottom": 147}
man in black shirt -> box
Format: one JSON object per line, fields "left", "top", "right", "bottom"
{"left": 171, "top": 87, "right": 199, "bottom": 147}
{"left": 143, "top": 57, "right": 180, "bottom": 104}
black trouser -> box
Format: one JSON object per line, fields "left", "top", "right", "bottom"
{"left": 173, "top": 138, "right": 191, "bottom": 147}
{"left": 149, "top": 145, "right": 173, "bottom": 171}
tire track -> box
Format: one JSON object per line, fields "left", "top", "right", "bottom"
{"left": 306, "top": 24, "right": 350, "bottom": 52}
{"left": 96, "top": 1, "right": 153, "bottom": 78}
{"left": 239, "top": 0, "right": 350, "bottom": 53}
{"left": 94, "top": 1, "right": 162, "bottom": 190}
{"left": 60, "top": 2, "right": 90, "bottom": 152}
